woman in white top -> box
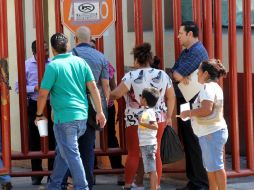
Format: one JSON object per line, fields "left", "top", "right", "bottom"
{"left": 180, "top": 59, "right": 228, "bottom": 190}
{"left": 110, "top": 43, "right": 175, "bottom": 190}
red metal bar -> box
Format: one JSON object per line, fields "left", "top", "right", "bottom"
{"left": 55, "top": 0, "right": 63, "bottom": 33}
{"left": 192, "top": 0, "right": 202, "bottom": 41}
{"left": 11, "top": 171, "right": 51, "bottom": 177}
{"left": 227, "top": 170, "right": 254, "bottom": 178}
{"left": 14, "top": 0, "right": 29, "bottom": 155}
{"left": 134, "top": 0, "right": 143, "bottom": 45}
{"left": 97, "top": 37, "right": 104, "bottom": 53}
{"left": 115, "top": 0, "right": 126, "bottom": 151}
{"left": 162, "top": 168, "right": 185, "bottom": 173}
{"left": 154, "top": 0, "right": 164, "bottom": 69}
{"left": 12, "top": 151, "right": 55, "bottom": 159}
{"left": 94, "top": 149, "right": 125, "bottom": 156}
{"left": 0, "top": 0, "right": 2, "bottom": 58}
{"left": 214, "top": 0, "right": 223, "bottom": 86}
{"left": 0, "top": 55, "right": 11, "bottom": 173}
{"left": 202, "top": 0, "right": 213, "bottom": 57}
{"left": 35, "top": 0, "right": 48, "bottom": 154}
{"left": 0, "top": 0, "right": 8, "bottom": 58}
{"left": 243, "top": 0, "right": 254, "bottom": 170}
{"left": 96, "top": 37, "right": 107, "bottom": 151}
{"left": 214, "top": 0, "right": 222, "bottom": 61}
{"left": 228, "top": 0, "right": 240, "bottom": 172}
{"left": 35, "top": 0, "right": 46, "bottom": 84}
{"left": 173, "top": 0, "right": 182, "bottom": 59}
{"left": 0, "top": 0, "right": 11, "bottom": 173}
{"left": 0, "top": 83, "right": 11, "bottom": 173}
{"left": 10, "top": 168, "right": 125, "bottom": 176}
{"left": 9, "top": 160, "right": 254, "bottom": 177}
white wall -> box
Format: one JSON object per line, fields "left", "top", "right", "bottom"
{"left": 7, "top": 0, "right": 20, "bottom": 151}
{"left": 24, "top": 0, "right": 36, "bottom": 58}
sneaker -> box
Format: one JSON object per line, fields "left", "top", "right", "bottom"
{"left": 131, "top": 182, "right": 145, "bottom": 190}
{"left": 1, "top": 182, "right": 12, "bottom": 190}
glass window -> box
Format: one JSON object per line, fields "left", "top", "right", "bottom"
{"left": 222, "top": 0, "right": 254, "bottom": 27}
{"left": 181, "top": 0, "right": 193, "bottom": 22}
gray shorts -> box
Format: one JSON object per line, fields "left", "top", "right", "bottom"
{"left": 140, "top": 144, "right": 157, "bottom": 173}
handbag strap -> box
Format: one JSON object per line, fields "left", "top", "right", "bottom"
{"left": 72, "top": 48, "right": 79, "bottom": 56}
{"left": 72, "top": 48, "right": 91, "bottom": 96}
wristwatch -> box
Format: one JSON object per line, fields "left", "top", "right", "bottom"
{"left": 36, "top": 113, "right": 43, "bottom": 117}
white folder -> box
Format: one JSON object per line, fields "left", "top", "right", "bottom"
{"left": 178, "top": 69, "right": 203, "bottom": 102}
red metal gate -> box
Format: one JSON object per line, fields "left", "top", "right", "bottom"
{"left": 0, "top": 0, "right": 11, "bottom": 177}
{"left": 0, "top": 0, "right": 253, "bottom": 178}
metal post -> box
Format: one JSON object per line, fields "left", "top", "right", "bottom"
{"left": 115, "top": 0, "right": 126, "bottom": 151}
{"left": 14, "top": 0, "right": 29, "bottom": 155}
{"left": 173, "top": 0, "right": 182, "bottom": 59}
{"left": 202, "top": 0, "right": 213, "bottom": 57}
{"left": 35, "top": 0, "right": 48, "bottom": 154}
{"left": 0, "top": 0, "right": 11, "bottom": 173}
{"left": 97, "top": 37, "right": 104, "bottom": 53}
{"left": 55, "top": 0, "right": 63, "bottom": 33}
{"left": 192, "top": 0, "right": 202, "bottom": 41}
{"left": 228, "top": 0, "right": 240, "bottom": 172}
{"left": 214, "top": 0, "right": 223, "bottom": 85}
{"left": 134, "top": 0, "right": 143, "bottom": 45}
{"left": 214, "top": 0, "right": 222, "bottom": 61}
{"left": 0, "top": 0, "right": 8, "bottom": 58}
{"left": 154, "top": 0, "right": 164, "bottom": 69}
{"left": 35, "top": 0, "right": 45, "bottom": 83}
{"left": 243, "top": 0, "right": 254, "bottom": 170}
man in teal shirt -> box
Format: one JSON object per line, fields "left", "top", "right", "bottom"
{"left": 35, "top": 33, "right": 106, "bottom": 190}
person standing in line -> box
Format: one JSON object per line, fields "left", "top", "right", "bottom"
{"left": 35, "top": 33, "right": 106, "bottom": 189}
{"left": 15, "top": 41, "right": 55, "bottom": 185}
{"left": 110, "top": 42, "right": 175, "bottom": 190}
{"left": 180, "top": 59, "right": 228, "bottom": 190}
{"left": 138, "top": 87, "right": 160, "bottom": 190}
{"left": 90, "top": 39, "right": 125, "bottom": 186}
{"left": 63, "top": 26, "right": 109, "bottom": 190}
{"left": 171, "top": 21, "right": 209, "bottom": 190}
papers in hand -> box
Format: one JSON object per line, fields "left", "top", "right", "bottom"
{"left": 178, "top": 69, "right": 203, "bottom": 102}
{"left": 180, "top": 102, "right": 190, "bottom": 121}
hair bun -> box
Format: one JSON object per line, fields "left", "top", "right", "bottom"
{"left": 142, "top": 42, "right": 151, "bottom": 53}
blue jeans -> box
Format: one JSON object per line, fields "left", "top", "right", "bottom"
{"left": 62, "top": 123, "right": 96, "bottom": 189}
{"left": 47, "top": 120, "right": 88, "bottom": 190}
{"left": 78, "top": 124, "right": 96, "bottom": 189}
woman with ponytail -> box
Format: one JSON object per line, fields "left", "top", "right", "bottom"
{"left": 180, "top": 59, "right": 228, "bottom": 190}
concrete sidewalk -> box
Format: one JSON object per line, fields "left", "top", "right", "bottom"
{"left": 8, "top": 173, "right": 254, "bottom": 190}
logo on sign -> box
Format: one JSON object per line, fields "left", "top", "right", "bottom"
{"left": 78, "top": 3, "right": 95, "bottom": 13}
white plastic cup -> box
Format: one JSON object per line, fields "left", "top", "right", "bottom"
{"left": 37, "top": 119, "right": 48, "bottom": 137}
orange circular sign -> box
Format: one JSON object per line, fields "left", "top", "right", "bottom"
{"left": 63, "top": 0, "right": 115, "bottom": 38}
